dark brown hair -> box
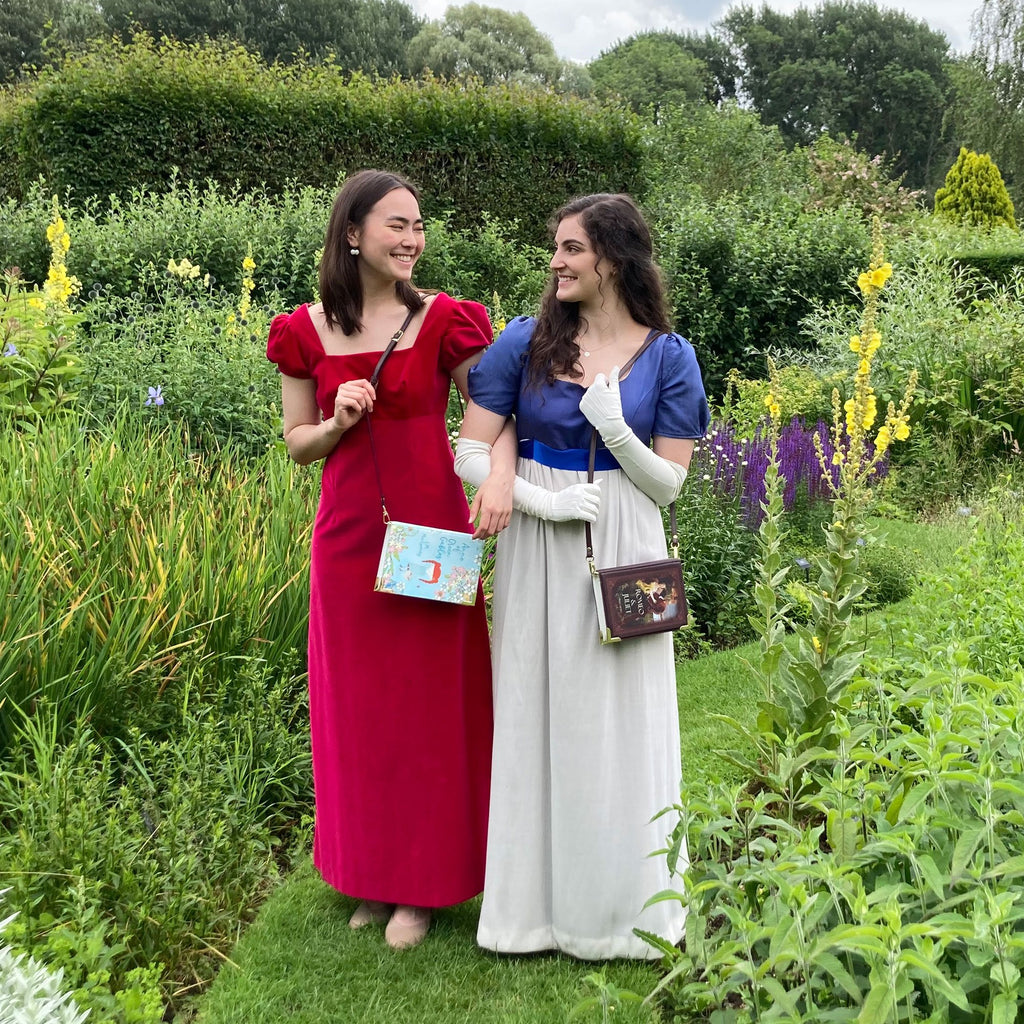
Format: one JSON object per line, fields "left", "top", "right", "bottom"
{"left": 527, "top": 193, "right": 671, "bottom": 388}
{"left": 319, "top": 169, "right": 425, "bottom": 335}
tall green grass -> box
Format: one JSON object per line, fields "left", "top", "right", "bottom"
{"left": 0, "top": 408, "right": 314, "bottom": 749}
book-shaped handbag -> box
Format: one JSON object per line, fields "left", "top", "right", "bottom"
{"left": 374, "top": 521, "right": 483, "bottom": 606}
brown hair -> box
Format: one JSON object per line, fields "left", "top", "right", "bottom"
{"left": 319, "top": 169, "right": 425, "bottom": 335}
{"left": 527, "top": 193, "right": 671, "bottom": 388}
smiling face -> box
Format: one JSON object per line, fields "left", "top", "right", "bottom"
{"left": 550, "top": 214, "right": 614, "bottom": 308}
{"left": 347, "top": 187, "right": 425, "bottom": 285}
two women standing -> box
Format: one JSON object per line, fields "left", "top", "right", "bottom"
{"left": 268, "top": 175, "right": 708, "bottom": 958}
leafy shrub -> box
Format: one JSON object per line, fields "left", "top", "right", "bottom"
{"left": 0, "top": 34, "right": 645, "bottom": 245}
{"left": 934, "top": 147, "right": 1017, "bottom": 231}
{"left": 0, "top": 179, "right": 548, "bottom": 314}
{"left": 803, "top": 134, "right": 926, "bottom": 225}
{"left": 652, "top": 511, "right": 1024, "bottom": 1022}
{"left": 79, "top": 262, "right": 281, "bottom": 457}
{"left": 805, "top": 240, "right": 1024, "bottom": 473}
{"left": 675, "top": 486, "right": 758, "bottom": 650}
{"left": 653, "top": 193, "right": 868, "bottom": 392}
{"left": 722, "top": 365, "right": 838, "bottom": 438}
{"left": 1, "top": 664, "right": 312, "bottom": 1020}
{"left": 860, "top": 540, "right": 920, "bottom": 606}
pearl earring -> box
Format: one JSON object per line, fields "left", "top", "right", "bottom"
{"left": 349, "top": 247, "right": 359, "bottom": 256}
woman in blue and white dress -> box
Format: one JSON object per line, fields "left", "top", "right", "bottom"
{"left": 455, "top": 193, "right": 710, "bottom": 959}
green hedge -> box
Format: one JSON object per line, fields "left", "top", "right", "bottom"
{"left": 0, "top": 35, "right": 645, "bottom": 245}
{"left": 655, "top": 195, "right": 870, "bottom": 391}
{"left": 952, "top": 250, "right": 1024, "bottom": 285}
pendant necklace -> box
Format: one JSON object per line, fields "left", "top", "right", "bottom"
{"left": 579, "top": 338, "right": 614, "bottom": 358}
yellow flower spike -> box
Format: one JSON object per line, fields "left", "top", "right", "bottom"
{"left": 857, "top": 272, "right": 874, "bottom": 295}
{"left": 242, "top": 255, "right": 256, "bottom": 273}
{"left": 811, "top": 636, "right": 822, "bottom": 655}
{"left": 894, "top": 421, "right": 910, "bottom": 441}
{"left": 858, "top": 359, "right": 870, "bottom": 375}
{"left": 850, "top": 335, "right": 861, "bottom": 352}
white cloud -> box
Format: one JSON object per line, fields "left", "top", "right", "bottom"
{"left": 406, "top": 0, "right": 976, "bottom": 62}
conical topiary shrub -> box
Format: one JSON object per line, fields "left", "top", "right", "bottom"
{"left": 934, "top": 147, "right": 1017, "bottom": 230}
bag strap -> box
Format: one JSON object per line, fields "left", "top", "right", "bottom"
{"left": 584, "top": 329, "right": 680, "bottom": 562}
{"left": 365, "top": 306, "right": 418, "bottom": 523}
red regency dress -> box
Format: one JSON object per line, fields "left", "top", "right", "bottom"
{"left": 266, "top": 293, "right": 493, "bottom": 907}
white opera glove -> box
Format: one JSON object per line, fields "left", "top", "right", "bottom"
{"left": 579, "top": 366, "right": 688, "bottom": 506}
{"left": 454, "top": 437, "right": 601, "bottom": 523}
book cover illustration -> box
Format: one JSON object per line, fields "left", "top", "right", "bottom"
{"left": 598, "top": 561, "right": 687, "bottom": 639}
{"left": 374, "top": 521, "right": 483, "bottom": 605}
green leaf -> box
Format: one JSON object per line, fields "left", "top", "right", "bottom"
{"left": 857, "top": 982, "right": 894, "bottom": 1024}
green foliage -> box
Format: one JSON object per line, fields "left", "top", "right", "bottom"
{"left": 653, "top": 192, "right": 868, "bottom": 391}
{"left": 1, "top": 665, "right": 312, "bottom": 1020}
{"left": 675, "top": 486, "right": 759, "bottom": 650}
{"left": 721, "top": 1, "right": 953, "bottom": 190}
{"left": 406, "top": 2, "right": 587, "bottom": 93}
{"left": 0, "top": 266, "right": 83, "bottom": 422}
{"left": 946, "top": 0, "right": 1024, "bottom": 211}
{"left": 653, "top": 509, "right": 1024, "bottom": 1022}
{"left": 80, "top": 261, "right": 280, "bottom": 457}
{"left": 804, "top": 134, "right": 926, "bottom": 225}
{"left": 0, "top": 411, "right": 313, "bottom": 748}
{"left": 587, "top": 31, "right": 721, "bottom": 115}
{"left": 934, "top": 147, "right": 1018, "bottom": 230}
{"left": 416, "top": 214, "right": 548, "bottom": 317}
{"left": 723, "top": 364, "right": 838, "bottom": 438}
{"left": 0, "top": 35, "right": 644, "bottom": 244}
{"left": 860, "top": 540, "right": 920, "bottom": 605}
{"left": 805, "top": 229, "right": 1024, "bottom": 479}
{"left": 644, "top": 101, "right": 804, "bottom": 207}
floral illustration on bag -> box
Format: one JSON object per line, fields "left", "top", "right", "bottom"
{"left": 375, "top": 522, "right": 482, "bottom": 605}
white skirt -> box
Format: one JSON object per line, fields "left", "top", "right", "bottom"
{"left": 477, "top": 459, "right": 687, "bottom": 960}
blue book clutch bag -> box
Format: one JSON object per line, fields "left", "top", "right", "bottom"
{"left": 374, "top": 521, "right": 483, "bottom": 605}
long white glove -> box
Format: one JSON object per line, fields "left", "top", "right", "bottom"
{"left": 454, "top": 438, "right": 601, "bottom": 522}
{"left": 578, "top": 366, "right": 688, "bottom": 506}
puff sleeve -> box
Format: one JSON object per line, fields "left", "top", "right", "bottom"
{"left": 439, "top": 297, "right": 493, "bottom": 375}
{"left": 266, "top": 310, "right": 313, "bottom": 380}
{"left": 467, "top": 316, "right": 533, "bottom": 416}
{"left": 653, "top": 334, "right": 711, "bottom": 440}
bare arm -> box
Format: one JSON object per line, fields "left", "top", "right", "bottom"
{"left": 653, "top": 436, "right": 695, "bottom": 472}
{"left": 280, "top": 373, "right": 376, "bottom": 466}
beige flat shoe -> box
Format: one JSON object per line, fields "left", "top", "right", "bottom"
{"left": 349, "top": 899, "right": 394, "bottom": 929}
{"left": 385, "top": 906, "right": 432, "bottom": 950}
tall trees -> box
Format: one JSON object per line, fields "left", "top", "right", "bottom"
{"left": 587, "top": 30, "right": 737, "bottom": 114}
{"left": 407, "top": 3, "right": 589, "bottom": 91}
{"left": 946, "top": 0, "right": 1024, "bottom": 207}
{"left": 721, "top": 1, "right": 952, "bottom": 189}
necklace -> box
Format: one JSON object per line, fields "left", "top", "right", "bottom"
{"left": 578, "top": 338, "right": 615, "bottom": 358}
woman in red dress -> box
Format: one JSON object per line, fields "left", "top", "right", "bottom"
{"left": 266, "top": 170, "right": 512, "bottom": 950}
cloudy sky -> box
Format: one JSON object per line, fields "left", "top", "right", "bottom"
{"left": 406, "top": 0, "right": 976, "bottom": 64}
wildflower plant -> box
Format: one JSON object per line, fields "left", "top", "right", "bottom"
{"left": 720, "top": 217, "right": 917, "bottom": 809}
{"left": 0, "top": 198, "right": 83, "bottom": 425}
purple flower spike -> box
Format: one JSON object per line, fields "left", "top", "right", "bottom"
{"left": 2, "top": 342, "right": 17, "bottom": 357}
{"left": 145, "top": 385, "right": 164, "bottom": 407}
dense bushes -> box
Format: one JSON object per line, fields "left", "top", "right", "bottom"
{"left": 656, "top": 194, "right": 869, "bottom": 391}
{"left": 0, "top": 35, "right": 645, "bottom": 244}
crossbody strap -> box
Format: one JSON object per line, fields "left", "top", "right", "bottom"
{"left": 364, "top": 306, "right": 418, "bottom": 523}
{"left": 584, "top": 328, "right": 680, "bottom": 561}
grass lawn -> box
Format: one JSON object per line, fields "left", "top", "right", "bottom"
{"left": 189, "top": 514, "right": 970, "bottom": 1024}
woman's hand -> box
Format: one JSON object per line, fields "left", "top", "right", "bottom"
{"left": 331, "top": 379, "right": 376, "bottom": 433}
{"left": 469, "top": 468, "right": 514, "bottom": 539}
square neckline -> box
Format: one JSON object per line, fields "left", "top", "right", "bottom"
{"left": 300, "top": 296, "right": 441, "bottom": 359}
